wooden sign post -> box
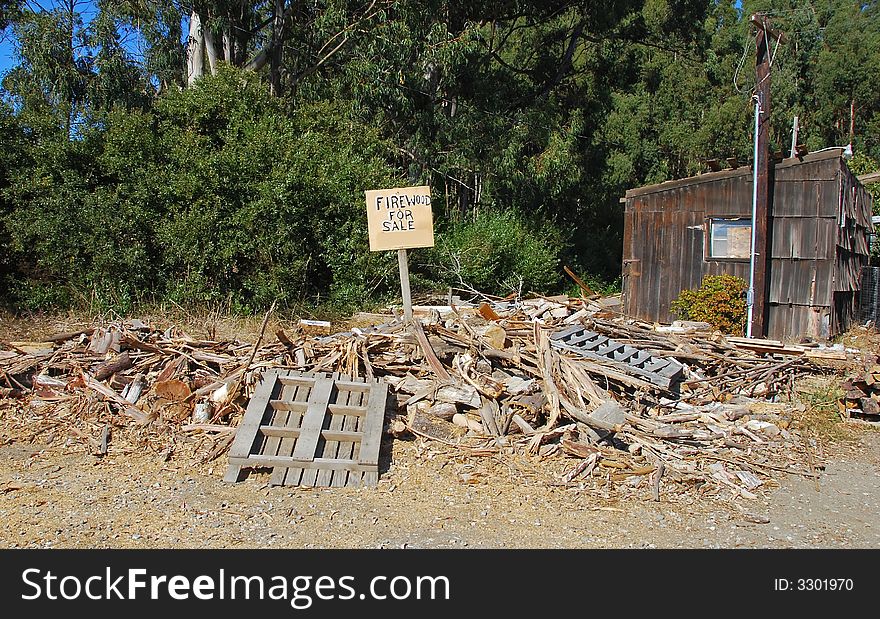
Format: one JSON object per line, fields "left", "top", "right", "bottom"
{"left": 365, "top": 185, "right": 434, "bottom": 322}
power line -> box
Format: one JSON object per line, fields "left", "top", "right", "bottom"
{"left": 733, "top": 32, "right": 754, "bottom": 94}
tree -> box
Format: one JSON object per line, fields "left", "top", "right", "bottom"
{"left": 814, "top": 0, "right": 880, "bottom": 157}
{"left": 2, "top": 0, "right": 152, "bottom": 135}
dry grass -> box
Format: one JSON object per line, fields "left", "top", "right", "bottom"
{"left": 838, "top": 323, "right": 880, "bottom": 353}
{"left": 788, "top": 324, "right": 880, "bottom": 444}
{"left": 792, "top": 375, "right": 854, "bottom": 444}
{"left": 0, "top": 293, "right": 402, "bottom": 345}
{"left": 0, "top": 306, "right": 351, "bottom": 345}
{"left": 792, "top": 374, "right": 880, "bottom": 454}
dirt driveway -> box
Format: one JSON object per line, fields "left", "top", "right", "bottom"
{"left": 1, "top": 421, "right": 878, "bottom": 550}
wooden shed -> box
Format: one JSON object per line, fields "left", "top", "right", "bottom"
{"left": 622, "top": 148, "right": 873, "bottom": 341}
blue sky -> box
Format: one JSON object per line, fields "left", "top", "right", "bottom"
{"left": 1, "top": 34, "right": 15, "bottom": 75}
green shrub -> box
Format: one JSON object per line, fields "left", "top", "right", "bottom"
{"left": 2, "top": 68, "right": 404, "bottom": 312}
{"left": 670, "top": 274, "right": 748, "bottom": 335}
{"left": 415, "top": 210, "right": 562, "bottom": 296}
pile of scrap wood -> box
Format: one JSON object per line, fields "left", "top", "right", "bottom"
{"left": 838, "top": 359, "right": 880, "bottom": 420}
{"left": 0, "top": 294, "right": 860, "bottom": 500}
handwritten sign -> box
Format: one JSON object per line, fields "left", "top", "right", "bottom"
{"left": 365, "top": 185, "right": 434, "bottom": 251}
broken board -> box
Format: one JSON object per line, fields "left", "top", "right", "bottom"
{"left": 224, "top": 370, "right": 388, "bottom": 487}
{"left": 550, "top": 326, "right": 685, "bottom": 389}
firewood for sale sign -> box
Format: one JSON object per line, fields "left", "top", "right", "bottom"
{"left": 365, "top": 185, "right": 434, "bottom": 251}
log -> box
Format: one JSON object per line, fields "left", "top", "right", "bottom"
{"left": 409, "top": 408, "right": 467, "bottom": 442}
{"left": 561, "top": 439, "right": 599, "bottom": 459}
{"left": 411, "top": 320, "right": 452, "bottom": 381}
{"left": 511, "top": 413, "right": 536, "bottom": 435}
{"left": 588, "top": 400, "right": 627, "bottom": 428}
{"left": 451, "top": 413, "right": 485, "bottom": 433}
{"left": 77, "top": 372, "right": 149, "bottom": 424}
{"left": 42, "top": 328, "right": 95, "bottom": 343}
{"left": 557, "top": 398, "right": 623, "bottom": 433}
{"left": 653, "top": 425, "right": 695, "bottom": 439}
{"left": 425, "top": 402, "right": 457, "bottom": 420}
{"left": 436, "top": 383, "right": 482, "bottom": 408}
{"left": 93, "top": 351, "right": 133, "bottom": 381}
{"left": 98, "top": 425, "right": 110, "bottom": 456}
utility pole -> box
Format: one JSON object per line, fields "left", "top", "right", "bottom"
{"left": 747, "top": 13, "right": 783, "bottom": 339}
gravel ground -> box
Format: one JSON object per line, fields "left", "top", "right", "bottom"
{"left": 1, "top": 425, "right": 878, "bottom": 550}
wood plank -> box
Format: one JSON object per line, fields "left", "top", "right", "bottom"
{"left": 347, "top": 472, "right": 365, "bottom": 488}
{"left": 282, "top": 468, "right": 304, "bottom": 486}
{"left": 290, "top": 378, "right": 335, "bottom": 462}
{"left": 268, "top": 374, "right": 305, "bottom": 485}
{"left": 277, "top": 371, "right": 320, "bottom": 486}
{"left": 350, "top": 389, "right": 375, "bottom": 487}
{"left": 358, "top": 381, "right": 388, "bottom": 466}
{"left": 278, "top": 375, "right": 317, "bottom": 388}
{"left": 298, "top": 374, "right": 336, "bottom": 486}
{"left": 228, "top": 455, "right": 378, "bottom": 472}
{"left": 259, "top": 426, "right": 363, "bottom": 442}
{"left": 326, "top": 404, "right": 368, "bottom": 417}
{"left": 226, "top": 370, "right": 279, "bottom": 461}
{"left": 316, "top": 375, "right": 350, "bottom": 487}
{"left": 332, "top": 385, "right": 363, "bottom": 487}
{"left": 224, "top": 370, "right": 279, "bottom": 482}
{"left": 332, "top": 381, "right": 372, "bottom": 392}
{"left": 269, "top": 400, "right": 308, "bottom": 413}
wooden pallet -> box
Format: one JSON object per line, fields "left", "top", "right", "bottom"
{"left": 224, "top": 370, "right": 388, "bottom": 487}
{"left": 550, "top": 326, "right": 685, "bottom": 389}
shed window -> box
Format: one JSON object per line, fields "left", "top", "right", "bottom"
{"left": 708, "top": 218, "right": 752, "bottom": 259}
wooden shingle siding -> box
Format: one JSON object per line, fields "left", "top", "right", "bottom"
{"left": 623, "top": 150, "right": 873, "bottom": 341}
{"left": 770, "top": 217, "right": 834, "bottom": 259}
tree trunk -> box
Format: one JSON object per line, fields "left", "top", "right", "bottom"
{"left": 223, "top": 30, "right": 234, "bottom": 64}
{"left": 849, "top": 98, "right": 856, "bottom": 144}
{"left": 203, "top": 20, "right": 219, "bottom": 74}
{"left": 270, "top": 0, "right": 286, "bottom": 95}
{"left": 186, "top": 11, "right": 205, "bottom": 86}
{"left": 235, "top": 0, "right": 250, "bottom": 66}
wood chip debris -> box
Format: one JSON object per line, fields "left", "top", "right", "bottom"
{"left": 0, "top": 294, "right": 860, "bottom": 500}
